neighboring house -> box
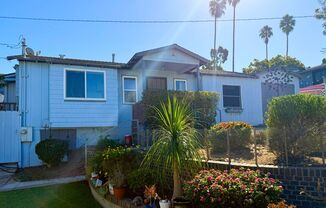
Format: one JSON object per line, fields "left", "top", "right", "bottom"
{"left": 299, "top": 64, "right": 326, "bottom": 95}
{"left": 4, "top": 44, "right": 299, "bottom": 167}
{"left": 0, "top": 72, "right": 18, "bottom": 110}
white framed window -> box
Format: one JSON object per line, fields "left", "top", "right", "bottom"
{"left": 122, "top": 76, "right": 137, "bottom": 104}
{"left": 174, "top": 79, "right": 187, "bottom": 91}
{"left": 64, "top": 68, "right": 106, "bottom": 101}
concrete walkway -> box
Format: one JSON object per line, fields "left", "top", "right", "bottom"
{"left": 0, "top": 175, "right": 86, "bottom": 192}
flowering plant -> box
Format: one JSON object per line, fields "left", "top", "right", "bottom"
{"left": 184, "top": 168, "right": 283, "bottom": 208}
{"left": 209, "top": 121, "right": 252, "bottom": 152}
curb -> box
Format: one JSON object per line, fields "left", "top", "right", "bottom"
{"left": 0, "top": 175, "right": 86, "bottom": 192}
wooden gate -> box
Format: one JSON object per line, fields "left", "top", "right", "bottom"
{"left": 0, "top": 111, "right": 20, "bottom": 164}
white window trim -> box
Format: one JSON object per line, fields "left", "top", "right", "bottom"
{"left": 122, "top": 76, "right": 138, "bottom": 104}
{"left": 174, "top": 79, "right": 187, "bottom": 91}
{"left": 64, "top": 68, "right": 106, "bottom": 101}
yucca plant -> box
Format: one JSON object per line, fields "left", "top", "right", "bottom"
{"left": 141, "top": 96, "right": 203, "bottom": 199}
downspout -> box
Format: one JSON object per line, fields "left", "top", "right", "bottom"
{"left": 196, "top": 65, "right": 201, "bottom": 91}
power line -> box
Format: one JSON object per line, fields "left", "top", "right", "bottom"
{"left": 0, "top": 35, "right": 22, "bottom": 49}
{"left": 0, "top": 15, "right": 316, "bottom": 24}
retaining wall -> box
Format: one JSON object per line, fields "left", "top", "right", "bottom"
{"left": 206, "top": 161, "right": 326, "bottom": 208}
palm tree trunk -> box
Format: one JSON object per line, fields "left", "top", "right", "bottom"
{"left": 232, "top": 6, "right": 236, "bottom": 72}
{"left": 172, "top": 161, "right": 183, "bottom": 199}
{"left": 286, "top": 34, "right": 289, "bottom": 57}
{"left": 214, "top": 16, "right": 217, "bottom": 70}
{"left": 266, "top": 43, "right": 268, "bottom": 60}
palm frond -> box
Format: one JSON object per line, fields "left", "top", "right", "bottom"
{"left": 141, "top": 96, "right": 203, "bottom": 179}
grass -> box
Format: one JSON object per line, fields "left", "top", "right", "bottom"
{"left": 0, "top": 181, "right": 101, "bottom": 208}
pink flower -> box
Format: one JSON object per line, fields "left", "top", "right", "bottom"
{"left": 207, "top": 176, "right": 213, "bottom": 182}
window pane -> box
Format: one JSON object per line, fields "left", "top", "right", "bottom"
{"left": 176, "top": 80, "right": 186, "bottom": 91}
{"left": 66, "top": 71, "right": 85, "bottom": 98}
{"left": 223, "top": 85, "right": 240, "bottom": 96}
{"left": 224, "top": 97, "right": 241, "bottom": 107}
{"left": 124, "top": 77, "right": 136, "bottom": 90}
{"left": 87, "top": 72, "right": 105, "bottom": 98}
{"left": 124, "top": 91, "right": 136, "bottom": 103}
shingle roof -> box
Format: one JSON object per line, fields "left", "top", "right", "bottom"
{"left": 199, "top": 69, "right": 258, "bottom": 79}
{"left": 7, "top": 55, "right": 128, "bottom": 69}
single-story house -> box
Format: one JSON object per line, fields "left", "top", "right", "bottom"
{"left": 3, "top": 44, "right": 300, "bottom": 167}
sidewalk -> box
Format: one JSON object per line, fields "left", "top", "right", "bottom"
{"left": 0, "top": 175, "right": 86, "bottom": 192}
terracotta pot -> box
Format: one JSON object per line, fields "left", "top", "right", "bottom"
{"left": 113, "top": 186, "right": 127, "bottom": 200}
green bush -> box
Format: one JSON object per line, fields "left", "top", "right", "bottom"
{"left": 184, "top": 168, "right": 283, "bottom": 208}
{"left": 96, "top": 137, "right": 119, "bottom": 151}
{"left": 209, "top": 122, "right": 252, "bottom": 153}
{"left": 266, "top": 94, "right": 326, "bottom": 162}
{"left": 142, "top": 90, "right": 219, "bottom": 129}
{"left": 101, "top": 146, "right": 144, "bottom": 182}
{"left": 35, "top": 139, "right": 68, "bottom": 167}
{"left": 127, "top": 168, "right": 157, "bottom": 193}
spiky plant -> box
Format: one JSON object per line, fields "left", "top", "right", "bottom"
{"left": 141, "top": 96, "right": 202, "bottom": 199}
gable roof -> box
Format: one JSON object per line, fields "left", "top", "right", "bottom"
{"left": 199, "top": 69, "right": 258, "bottom": 79}
{"left": 127, "top": 44, "right": 209, "bottom": 67}
{"left": 7, "top": 55, "right": 127, "bottom": 69}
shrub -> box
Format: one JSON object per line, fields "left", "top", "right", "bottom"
{"left": 35, "top": 139, "right": 68, "bottom": 167}
{"left": 209, "top": 121, "right": 252, "bottom": 152}
{"left": 127, "top": 168, "right": 157, "bottom": 193}
{"left": 101, "top": 146, "right": 143, "bottom": 182}
{"left": 184, "top": 168, "right": 283, "bottom": 208}
{"left": 142, "top": 90, "right": 219, "bottom": 129}
{"left": 266, "top": 94, "right": 326, "bottom": 162}
{"left": 96, "top": 137, "right": 119, "bottom": 151}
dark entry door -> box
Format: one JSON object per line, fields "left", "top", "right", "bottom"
{"left": 146, "top": 77, "right": 167, "bottom": 91}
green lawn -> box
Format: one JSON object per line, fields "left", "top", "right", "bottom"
{"left": 0, "top": 181, "right": 101, "bottom": 208}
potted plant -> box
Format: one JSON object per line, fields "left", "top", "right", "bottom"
{"left": 144, "top": 185, "right": 159, "bottom": 208}
{"left": 159, "top": 195, "right": 171, "bottom": 208}
{"left": 111, "top": 166, "right": 127, "bottom": 200}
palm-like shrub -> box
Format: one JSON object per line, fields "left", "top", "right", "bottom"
{"left": 141, "top": 96, "right": 203, "bottom": 199}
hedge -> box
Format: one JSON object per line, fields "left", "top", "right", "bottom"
{"left": 266, "top": 94, "right": 326, "bottom": 162}
{"left": 141, "top": 90, "right": 219, "bottom": 129}
{"left": 209, "top": 121, "right": 252, "bottom": 153}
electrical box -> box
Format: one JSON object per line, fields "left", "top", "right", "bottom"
{"left": 21, "top": 127, "right": 33, "bottom": 142}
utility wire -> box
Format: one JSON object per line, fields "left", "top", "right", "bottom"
{"left": 0, "top": 15, "right": 316, "bottom": 24}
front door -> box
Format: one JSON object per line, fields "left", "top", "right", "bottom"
{"left": 146, "top": 77, "right": 167, "bottom": 91}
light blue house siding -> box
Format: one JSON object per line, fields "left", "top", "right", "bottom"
{"left": 202, "top": 75, "right": 264, "bottom": 126}
{"left": 117, "top": 67, "right": 198, "bottom": 138}
{"left": 18, "top": 62, "right": 120, "bottom": 167}
{"left": 49, "top": 64, "right": 118, "bottom": 128}
{"left": 19, "top": 62, "right": 49, "bottom": 167}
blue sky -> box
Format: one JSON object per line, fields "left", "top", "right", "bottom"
{"left": 0, "top": 0, "right": 325, "bottom": 74}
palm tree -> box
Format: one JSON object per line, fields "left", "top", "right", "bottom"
{"left": 259, "top": 25, "right": 273, "bottom": 60}
{"left": 228, "top": 0, "right": 240, "bottom": 72}
{"left": 280, "top": 14, "right": 296, "bottom": 57}
{"left": 141, "top": 96, "right": 202, "bottom": 199}
{"left": 209, "top": 0, "right": 227, "bottom": 70}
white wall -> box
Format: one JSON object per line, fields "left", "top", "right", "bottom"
{"left": 201, "top": 75, "right": 264, "bottom": 126}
